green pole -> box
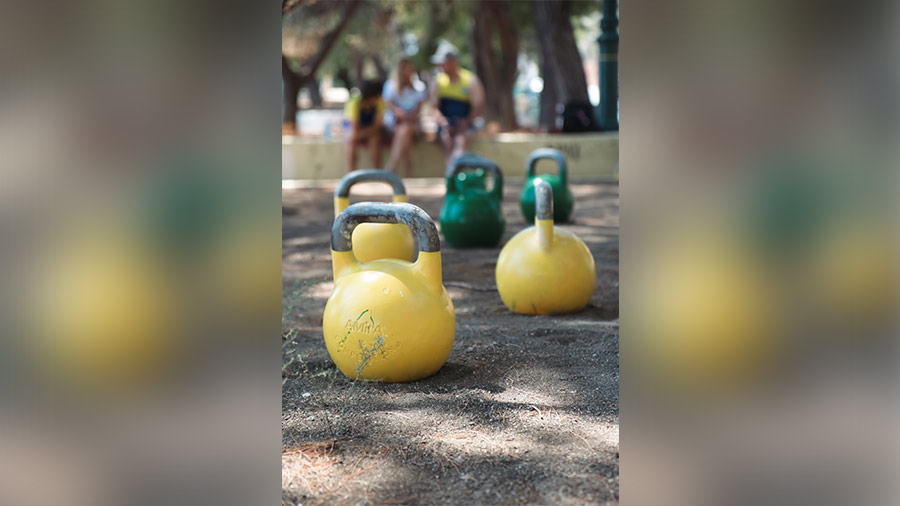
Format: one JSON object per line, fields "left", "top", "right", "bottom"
{"left": 597, "top": 0, "right": 618, "bottom": 131}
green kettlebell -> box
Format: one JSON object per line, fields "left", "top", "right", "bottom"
{"left": 439, "top": 153, "right": 505, "bottom": 248}
{"left": 520, "top": 148, "right": 574, "bottom": 223}
{"left": 455, "top": 168, "right": 486, "bottom": 191}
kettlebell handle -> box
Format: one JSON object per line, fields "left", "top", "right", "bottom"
{"left": 534, "top": 179, "right": 554, "bottom": 221}
{"left": 445, "top": 153, "right": 503, "bottom": 198}
{"left": 534, "top": 179, "right": 554, "bottom": 250}
{"left": 332, "top": 202, "right": 441, "bottom": 253}
{"left": 335, "top": 169, "right": 407, "bottom": 199}
{"left": 526, "top": 148, "right": 568, "bottom": 186}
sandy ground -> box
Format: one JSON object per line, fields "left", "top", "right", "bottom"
{"left": 282, "top": 178, "right": 619, "bottom": 505}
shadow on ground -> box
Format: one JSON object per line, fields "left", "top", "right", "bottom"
{"left": 282, "top": 179, "right": 619, "bottom": 505}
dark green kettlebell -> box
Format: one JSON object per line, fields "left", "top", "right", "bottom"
{"left": 455, "top": 168, "right": 486, "bottom": 191}
{"left": 440, "top": 154, "right": 505, "bottom": 247}
{"left": 520, "top": 148, "right": 574, "bottom": 223}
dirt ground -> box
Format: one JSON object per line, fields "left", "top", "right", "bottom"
{"left": 282, "top": 178, "right": 619, "bottom": 505}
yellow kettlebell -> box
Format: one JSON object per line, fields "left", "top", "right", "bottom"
{"left": 31, "top": 219, "right": 182, "bottom": 391}
{"left": 632, "top": 220, "right": 778, "bottom": 389}
{"left": 323, "top": 202, "right": 456, "bottom": 382}
{"left": 496, "top": 179, "right": 596, "bottom": 314}
{"left": 335, "top": 170, "right": 415, "bottom": 262}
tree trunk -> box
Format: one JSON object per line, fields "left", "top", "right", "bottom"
{"left": 472, "top": 0, "right": 519, "bottom": 131}
{"left": 305, "top": 80, "right": 323, "bottom": 107}
{"left": 532, "top": 0, "right": 591, "bottom": 107}
{"left": 351, "top": 47, "right": 364, "bottom": 88}
{"left": 539, "top": 53, "right": 559, "bottom": 130}
{"left": 282, "top": 0, "right": 362, "bottom": 134}
{"left": 334, "top": 67, "right": 352, "bottom": 89}
{"left": 282, "top": 56, "right": 302, "bottom": 133}
{"left": 369, "top": 52, "right": 388, "bottom": 83}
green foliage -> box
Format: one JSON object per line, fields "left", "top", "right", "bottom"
{"left": 282, "top": 0, "right": 349, "bottom": 61}
{"left": 318, "top": 1, "right": 400, "bottom": 80}
{"left": 297, "top": 0, "right": 481, "bottom": 78}
{"left": 284, "top": 0, "right": 602, "bottom": 89}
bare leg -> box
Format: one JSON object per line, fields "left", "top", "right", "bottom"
{"left": 450, "top": 131, "right": 468, "bottom": 163}
{"left": 462, "top": 129, "right": 475, "bottom": 151}
{"left": 401, "top": 128, "right": 414, "bottom": 178}
{"left": 369, "top": 133, "right": 382, "bottom": 169}
{"left": 394, "top": 123, "right": 415, "bottom": 177}
{"left": 386, "top": 124, "right": 407, "bottom": 173}
{"left": 440, "top": 127, "right": 455, "bottom": 166}
{"left": 452, "top": 128, "right": 477, "bottom": 163}
{"left": 347, "top": 138, "right": 357, "bottom": 173}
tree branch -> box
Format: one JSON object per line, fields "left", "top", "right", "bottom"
{"left": 282, "top": 54, "right": 296, "bottom": 80}
{"left": 284, "top": 0, "right": 362, "bottom": 82}
{"left": 282, "top": 0, "right": 300, "bottom": 16}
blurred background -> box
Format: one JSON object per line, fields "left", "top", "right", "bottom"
{"left": 283, "top": 0, "right": 615, "bottom": 135}
{"left": 622, "top": 1, "right": 900, "bottom": 505}
{"left": 0, "top": 1, "right": 280, "bottom": 505}
{"left": 282, "top": 0, "right": 620, "bottom": 180}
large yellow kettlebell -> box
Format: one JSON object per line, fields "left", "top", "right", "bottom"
{"left": 496, "top": 180, "right": 596, "bottom": 314}
{"left": 323, "top": 202, "right": 456, "bottom": 382}
{"left": 335, "top": 170, "right": 415, "bottom": 262}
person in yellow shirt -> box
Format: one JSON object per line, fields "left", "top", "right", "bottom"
{"left": 344, "top": 80, "right": 386, "bottom": 172}
{"left": 430, "top": 52, "right": 485, "bottom": 165}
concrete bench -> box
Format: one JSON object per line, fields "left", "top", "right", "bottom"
{"left": 282, "top": 132, "right": 619, "bottom": 180}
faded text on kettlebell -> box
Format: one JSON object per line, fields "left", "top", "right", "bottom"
{"left": 345, "top": 319, "right": 383, "bottom": 336}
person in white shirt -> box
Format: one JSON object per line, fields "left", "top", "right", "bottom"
{"left": 383, "top": 57, "right": 426, "bottom": 177}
